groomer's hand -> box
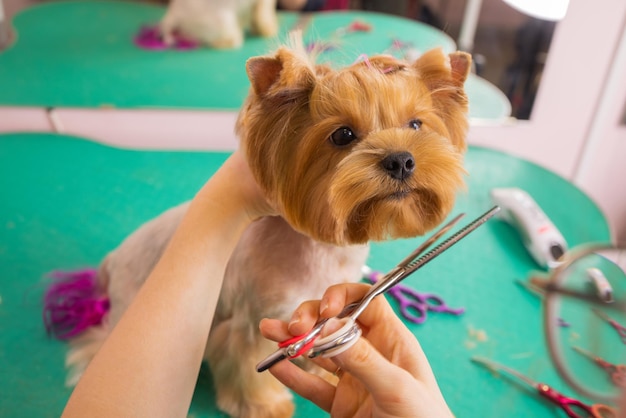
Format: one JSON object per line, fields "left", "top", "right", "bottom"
{"left": 194, "top": 150, "right": 276, "bottom": 221}
{"left": 259, "top": 283, "right": 454, "bottom": 418}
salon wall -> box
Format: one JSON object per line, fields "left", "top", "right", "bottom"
{"left": 574, "top": 24, "right": 626, "bottom": 246}
{"left": 464, "top": 0, "right": 626, "bottom": 245}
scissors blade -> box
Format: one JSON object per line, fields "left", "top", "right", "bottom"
{"left": 360, "top": 214, "right": 468, "bottom": 304}
{"left": 396, "top": 213, "right": 466, "bottom": 267}
{"left": 403, "top": 206, "right": 500, "bottom": 276}
{"left": 471, "top": 356, "right": 540, "bottom": 389}
{"left": 256, "top": 349, "right": 287, "bottom": 373}
{"left": 372, "top": 206, "right": 501, "bottom": 298}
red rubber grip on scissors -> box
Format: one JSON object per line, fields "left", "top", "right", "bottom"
{"left": 278, "top": 335, "right": 316, "bottom": 358}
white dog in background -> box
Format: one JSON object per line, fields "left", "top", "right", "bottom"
{"left": 160, "top": 0, "right": 278, "bottom": 48}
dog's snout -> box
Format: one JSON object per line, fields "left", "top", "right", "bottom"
{"left": 381, "top": 152, "right": 415, "bottom": 180}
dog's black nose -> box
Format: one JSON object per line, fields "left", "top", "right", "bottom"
{"left": 381, "top": 152, "right": 415, "bottom": 180}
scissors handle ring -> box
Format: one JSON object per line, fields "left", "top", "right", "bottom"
{"left": 310, "top": 318, "right": 362, "bottom": 358}
{"left": 612, "top": 365, "right": 626, "bottom": 387}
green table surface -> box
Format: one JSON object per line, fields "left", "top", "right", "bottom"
{"left": 0, "top": 132, "right": 611, "bottom": 417}
{"left": 0, "top": 0, "right": 510, "bottom": 120}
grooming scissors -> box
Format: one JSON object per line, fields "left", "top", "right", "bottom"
{"left": 472, "top": 356, "right": 617, "bottom": 418}
{"left": 572, "top": 346, "right": 626, "bottom": 388}
{"left": 256, "top": 205, "right": 501, "bottom": 373}
{"left": 593, "top": 308, "right": 626, "bottom": 345}
{"left": 363, "top": 267, "right": 465, "bottom": 324}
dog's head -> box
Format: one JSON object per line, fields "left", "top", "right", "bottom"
{"left": 237, "top": 35, "right": 472, "bottom": 245}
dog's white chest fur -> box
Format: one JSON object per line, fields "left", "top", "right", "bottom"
{"left": 218, "top": 215, "right": 369, "bottom": 323}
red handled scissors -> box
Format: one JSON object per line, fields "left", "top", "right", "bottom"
{"left": 593, "top": 309, "right": 626, "bottom": 345}
{"left": 572, "top": 346, "right": 626, "bottom": 388}
{"left": 472, "top": 356, "right": 617, "bottom": 418}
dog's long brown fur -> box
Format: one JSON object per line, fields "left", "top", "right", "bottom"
{"left": 63, "top": 34, "right": 471, "bottom": 418}
{"left": 240, "top": 37, "right": 470, "bottom": 244}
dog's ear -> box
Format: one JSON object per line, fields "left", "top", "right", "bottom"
{"left": 412, "top": 49, "right": 472, "bottom": 151}
{"left": 413, "top": 48, "right": 471, "bottom": 88}
{"left": 449, "top": 51, "right": 472, "bottom": 85}
{"left": 246, "top": 44, "right": 316, "bottom": 99}
{"left": 246, "top": 56, "right": 285, "bottom": 96}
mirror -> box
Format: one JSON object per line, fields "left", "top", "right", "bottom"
{"left": 355, "top": 0, "right": 563, "bottom": 120}
{"left": 547, "top": 247, "right": 626, "bottom": 403}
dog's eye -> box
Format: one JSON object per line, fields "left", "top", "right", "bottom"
{"left": 408, "top": 119, "right": 423, "bottom": 130}
{"left": 330, "top": 127, "right": 357, "bottom": 146}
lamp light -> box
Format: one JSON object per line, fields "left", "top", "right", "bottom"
{"left": 502, "top": 0, "right": 570, "bottom": 21}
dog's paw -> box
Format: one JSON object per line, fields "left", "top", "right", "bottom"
{"left": 253, "top": 14, "right": 278, "bottom": 38}
{"left": 209, "top": 31, "right": 244, "bottom": 49}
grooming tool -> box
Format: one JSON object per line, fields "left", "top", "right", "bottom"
{"left": 490, "top": 187, "right": 567, "bottom": 269}
{"left": 523, "top": 275, "right": 622, "bottom": 308}
{"left": 557, "top": 318, "right": 571, "bottom": 327}
{"left": 593, "top": 309, "right": 626, "bottom": 345}
{"left": 362, "top": 267, "right": 464, "bottom": 324}
{"left": 472, "top": 356, "right": 617, "bottom": 418}
{"left": 572, "top": 346, "right": 626, "bottom": 388}
{"left": 256, "top": 205, "right": 500, "bottom": 372}
{"left": 587, "top": 268, "right": 614, "bottom": 303}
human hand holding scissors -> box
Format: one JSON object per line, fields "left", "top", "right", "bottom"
{"left": 259, "top": 282, "right": 456, "bottom": 418}
{"left": 472, "top": 356, "right": 617, "bottom": 418}
{"left": 256, "top": 206, "right": 500, "bottom": 372}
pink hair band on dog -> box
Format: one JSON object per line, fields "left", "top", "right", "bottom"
{"left": 353, "top": 54, "right": 396, "bottom": 74}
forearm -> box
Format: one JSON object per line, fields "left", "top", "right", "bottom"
{"left": 62, "top": 158, "right": 255, "bottom": 417}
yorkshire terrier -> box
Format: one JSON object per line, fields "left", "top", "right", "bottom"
{"left": 160, "top": 0, "right": 278, "bottom": 48}
{"left": 60, "top": 34, "right": 471, "bottom": 417}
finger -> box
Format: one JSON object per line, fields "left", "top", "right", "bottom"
{"left": 309, "top": 356, "right": 342, "bottom": 375}
{"left": 319, "top": 283, "right": 372, "bottom": 318}
{"left": 269, "top": 360, "right": 335, "bottom": 412}
{"left": 318, "top": 284, "right": 425, "bottom": 374}
{"left": 288, "top": 300, "right": 321, "bottom": 336}
{"left": 320, "top": 283, "right": 400, "bottom": 330}
{"left": 321, "top": 317, "right": 430, "bottom": 388}
{"left": 259, "top": 318, "right": 291, "bottom": 342}
{"left": 259, "top": 319, "right": 341, "bottom": 372}
{"left": 329, "top": 329, "right": 415, "bottom": 400}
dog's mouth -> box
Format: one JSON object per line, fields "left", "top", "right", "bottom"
{"left": 386, "top": 188, "right": 413, "bottom": 201}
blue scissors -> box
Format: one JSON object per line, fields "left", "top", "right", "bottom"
{"left": 363, "top": 267, "right": 465, "bottom": 324}
{"left": 256, "top": 206, "right": 500, "bottom": 372}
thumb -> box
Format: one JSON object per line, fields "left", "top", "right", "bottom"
{"left": 321, "top": 318, "right": 406, "bottom": 396}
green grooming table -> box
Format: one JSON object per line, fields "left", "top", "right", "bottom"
{"left": 0, "top": 1, "right": 510, "bottom": 120}
{"left": 0, "top": 132, "right": 609, "bottom": 417}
